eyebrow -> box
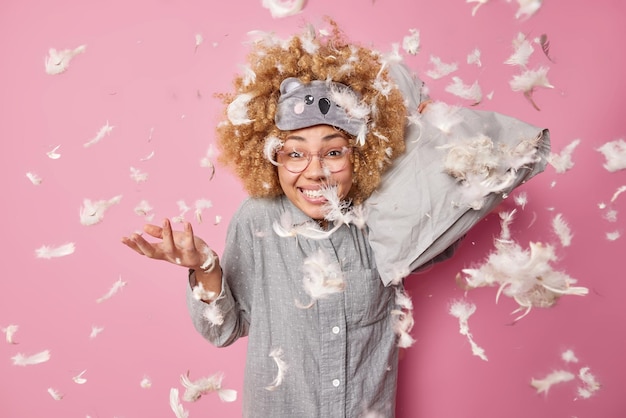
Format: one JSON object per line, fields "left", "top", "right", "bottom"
{"left": 284, "top": 132, "right": 348, "bottom": 142}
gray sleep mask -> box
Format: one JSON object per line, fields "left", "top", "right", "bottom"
{"left": 275, "top": 78, "right": 368, "bottom": 137}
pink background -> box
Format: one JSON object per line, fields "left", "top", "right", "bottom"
{"left": 1, "top": 0, "right": 625, "bottom": 417}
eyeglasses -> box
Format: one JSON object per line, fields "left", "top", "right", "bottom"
{"left": 276, "top": 146, "right": 353, "bottom": 173}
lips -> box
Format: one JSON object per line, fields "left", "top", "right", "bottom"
{"left": 300, "top": 188, "right": 325, "bottom": 200}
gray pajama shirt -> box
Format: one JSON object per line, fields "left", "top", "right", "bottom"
{"left": 187, "top": 195, "right": 400, "bottom": 417}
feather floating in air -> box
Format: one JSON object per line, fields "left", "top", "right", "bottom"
{"left": 35, "top": 243, "right": 75, "bottom": 259}
{"left": 45, "top": 45, "right": 86, "bottom": 75}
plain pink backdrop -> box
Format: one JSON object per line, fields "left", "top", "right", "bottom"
{"left": 1, "top": 0, "right": 625, "bottom": 417}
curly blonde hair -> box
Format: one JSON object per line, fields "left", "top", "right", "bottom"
{"left": 215, "top": 19, "right": 407, "bottom": 204}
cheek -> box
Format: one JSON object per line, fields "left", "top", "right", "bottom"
{"left": 277, "top": 166, "right": 296, "bottom": 191}
{"left": 334, "top": 170, "right": 354, "bottom": 197}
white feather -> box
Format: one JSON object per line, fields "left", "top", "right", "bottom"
{"left": 263, "top": 136, "right": 283, "bottom": 166}
{"left": 47, "top": 387, "right": 63, "bottom": 400}
{"left": 394, "top": 286, "right": 413, "bottom": 310}
{"left": 355, "top": 124, "right": 368, "bottom": 147}
{"left": 192, "top": 280, "right": 217, "bottom": 301}
{"left": 441, "top": 132, "right": 536, "bottom": 209}
{"left": 96, "top": 276, "right": 127, "bottom": 303}
{"left": 47, "top": 144, "right": 62, "bottom": 159}
{"left": 266, "top": 348, "right": 288, "bottom": 390}
{"left": 345, "top": 204, "right": 367, "bottom": 229}
{"left": 134, "top": 199, "right": 154, "bottom": 220}
{"left": 298, "top": 25, "right": 320, "bottom": 55}
{"left": 239, "top": 64, "right": 257, "bottom": 87}
{"left": 130, "top": 166, "right": 149, "bottom": 183}
{"left": 320, "top": 185, "right": 350, "bottom": 223}
{"left": 194, "top": 33, "right": 203, "bottom": 50}
{"left": 72, "top": 370, "right": 87, "bottom": 384}
{"left": 329, "top": 85, "right": 371, "bottom": 120}
{"left": 140, "top": 376, "right": 152, "bottom": 388}
{"left": 611, "top": 185, "right": 626, "bottom": 203}
{"left": 83, "top": 121, "right": 114, "bottom": 148}
{"left": 425, "top": 55, "right": 458, "bottom": 80}
{"left": 296, "top": 250, "right": 345, "bottom": 309}
{"left": 200, "top": 144, "right": 216, "bottom": 175}
{"left": 401, "top": 29, "right": 421, "bottom": 55}
{"left": 509, "top": 66, "right": 554, "bottom": 93}
{"left": 552, "top": 213, "right": 573, "bottom": 247}
{"left": 272, "top": 211, "right": 341, "bottom": 240}
{"left": 467, "top": 48, "right": 482, "bottom": 67}
{"left": 531, "top": 370, "right": 575, "bottom": 395}
{"left": 461, "top": 210, "right": 588, "bottom": 320}
{"left": 514, "top": 0, "right": 543, "bottom": 19}
{"left": 3, "top": 324, "right": 19, "bottom": 344}
{"left": 80, "top": 195, "right": 122, "bottom": 226}
{"left": 45, "top": 45, "right": 86, "bottom": 75}
{"left": 445, "top": 76, "right": 482, "bottom": 104}
{"left": 577, "top": 367, "right": 600, "bottom": 399}
{"left": 466, "top": 0, "right": 490, "bottom": 16}
{"left": 448, "top": 299, "right": 488, "bottom": 361}
{"left": 202, "top": 303, "right": 224, "bottom": 326}
{"left": 140, "top": 150, "right": 155, "bottom": 161}
{"left": 26, "top": 172, "right": 42, "bottom": 185}
{"left": 391, "top": 309, "right": 415, "bottom": 348}
{"left": 505, "top": 32, "right": 534, "bottom": 67}
{"left": 12, "top": 350, "right": 51, "bottom": 366}
{"left": 422, "top": 101, "right": 464, "bottom": 134}
{"left": 227, "top": 93, "right": 254, "bottom": 125}
{"left": 602, "top": 208, "right": 617, "bottom": 223}
{"left": 172, "top": 200, "right": 191, "bottom": 223}
{"left": 262, "top": 0, "right": 305, "bottom": 18}
{"left": 561, "top": 349, "right": 579, "bottom": 363}
{"left": 169, "top": 388, "right": 189, "bottom": 418}
{"left": 372, "top": 77, "right": 394, "bottom": 97}
{"left": 194, "top": 198, "right": 213, "bottom": 223}
{"left": 391, "top": 286, "right": 415, "bottom": 348}
{"left": 548, "top": 138, "right": 580, "bottom": 173}
{"left": 596, "top": 138, "right": 626, "bottom": 172}
{"left": 181, "top": 371, "right": 237, "bottom": 402}
{"left": 89, "top": 326, "right": 104, "bottom": 339}
{"left": 514, "top": 191, "right": 528, "bottom": 209}
{"left": 35, "top": 243, "right": 75, "bottom": 259}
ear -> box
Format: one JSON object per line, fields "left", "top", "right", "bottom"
{"left": 279, "top": 77, "right": 303, "bottom": 95}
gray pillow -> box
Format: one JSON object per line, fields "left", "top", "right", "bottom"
{"left": 365, "top": 64, "right": 550, "bottom": 286}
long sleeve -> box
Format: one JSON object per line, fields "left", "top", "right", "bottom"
{"left": 186, "top": 272, "right": 247, "bottom": 347}
{"left": 185, "top": 200, "right": 256, "bottom": 348}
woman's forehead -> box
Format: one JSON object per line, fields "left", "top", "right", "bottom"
{"left": 283, "top": 125, "right": 351, "bottom": 144}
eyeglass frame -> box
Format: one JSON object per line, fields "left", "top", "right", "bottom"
{"left": 275, "top": 145, "right": 354, "bottom": 174}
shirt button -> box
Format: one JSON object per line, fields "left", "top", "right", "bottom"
{"left": 332, "top": 379, "right": 340, "bottom": 387}
{"left": 332, "top": 326, "right": 340, "bottom": 334}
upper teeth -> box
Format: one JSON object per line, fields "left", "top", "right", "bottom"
{"left": 303, "top": 189, "right": 323, "bottom": 198}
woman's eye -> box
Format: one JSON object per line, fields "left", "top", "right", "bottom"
{"left": 326, "top": 149, "right": 344, "bottom": 158}
{"left": 287, "top": 151, "right": 305, "bottom": 159}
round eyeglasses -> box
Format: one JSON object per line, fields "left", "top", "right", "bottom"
{"left": 276, "top": 146, "right": 353, "bottom": 173}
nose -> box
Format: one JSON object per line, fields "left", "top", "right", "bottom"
{"left": 318, "top": 98, "right": 331, "bottom": 115}
{"left": 303, "top": 154, "right": 329, "bottom": 179}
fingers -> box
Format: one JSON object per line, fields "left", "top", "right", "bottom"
{"left": 183, "top": 221, "right": 198, "bottom": 251}
{"left": 121, "top": 236, "right": 144, "bottom": 255}
{"left": 121, "top": 220, "right": 205, "bottom": 267}
{"left": 143, "top": 223, "right": 163, "bottom": 238}
{"left": 121, "top": 233, "right": 156, "bottom": 258}
{"left": 160, "top": 219, "right": 176, "bottom": 252}
{"left": 131, "top": 232, "right": 161, "bottom": 258}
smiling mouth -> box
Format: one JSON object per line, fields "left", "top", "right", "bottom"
{"left": 301, "top": 188, "right": 324, "bottom": 200}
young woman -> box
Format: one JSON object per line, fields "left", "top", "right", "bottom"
{"left": 122, "top": 20, "right": 414, "bottom": 417}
